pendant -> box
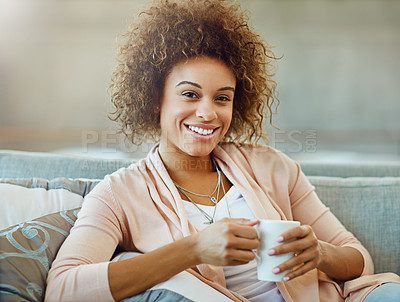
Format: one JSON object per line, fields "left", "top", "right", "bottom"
{"left": 203, "top": 218, "right": 215, "bottom": 224}
{"left": 210, "top": 196, "right": 217, "bottom": 204}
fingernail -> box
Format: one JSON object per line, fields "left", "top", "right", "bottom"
{"left": 277, "top": 236, "right": 284, "bottom": 242}
{"left": 272, "top": 267, "right": 280, "bottom": 274}
{"left": 268, "top": 249, "right": 275, "bottom": 256}
{"left": 283, "top": 276, "right": 290, "bottom": 281}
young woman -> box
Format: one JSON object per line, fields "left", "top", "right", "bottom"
{"left": 45, "top": 0, "right": 400, "bottom": 301}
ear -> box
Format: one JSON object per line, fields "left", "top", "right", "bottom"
{"left": 154, "top": 106, "right": 160, "bottom": 114}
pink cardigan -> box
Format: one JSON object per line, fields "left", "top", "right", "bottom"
{"left": 45, "top": 143, "right": 399, "bottom": 302}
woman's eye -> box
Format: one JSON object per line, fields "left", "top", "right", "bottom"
{"left": 182, "top": 92, "right": 197, "bottom": 98}
{"left": 216, "top": 96, "right": 231, "bottom": 102}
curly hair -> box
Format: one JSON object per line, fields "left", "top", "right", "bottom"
{"left": 109, "top": 0, "right": 279, "bottom": 145}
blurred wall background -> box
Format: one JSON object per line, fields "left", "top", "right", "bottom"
{"left": 0, "top": 0, "right": 399, "bottom": 161}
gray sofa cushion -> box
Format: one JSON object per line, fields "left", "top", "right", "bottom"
{"left": 0, "top": 150, "right": 135, "bottom": 179}
{"left": 300, "top": 161, "right": 400, "bottom": 177}
{"left": 309, "top": 176, "right": 400, "bottom": 275}
{"left": 3, "top": 150, "right": 400, "bottom": 180}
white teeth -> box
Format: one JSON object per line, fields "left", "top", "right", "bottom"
{"left": 188, "top": 125, "right": 215, "bottom": 136}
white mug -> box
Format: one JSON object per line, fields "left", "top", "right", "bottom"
{"left": 255, "top": 219, "right": 300, "bottom": 282}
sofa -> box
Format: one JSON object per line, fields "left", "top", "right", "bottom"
{"left": 0, "top": 149, "right": 399, "bottom": 301}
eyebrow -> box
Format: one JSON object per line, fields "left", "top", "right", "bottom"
{"left": 175, "top": 81, "right": 235, "bottom": 92}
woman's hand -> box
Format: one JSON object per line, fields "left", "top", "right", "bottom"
{"left": 268, "top": 225, "right": 323, "bottom": 281}
{"left": 193, "top": 218, "right": 260, "bottom": 266}
{"left": 268, "top": 224, "right": 364, "bottom": 281}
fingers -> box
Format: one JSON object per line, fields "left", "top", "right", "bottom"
{"left": 225, "top": 233, "right": 259, "bottom": 250}
{"left": 220, "top": 220, "right": 259, "bottom": 240}
{"left": 270, "top": 225, "right": 315, "bottom": 256}
{"left": 273, "top": 244, "right": 320, "bottom": 281}
{"left": 195, "top": 219, "right": 260, "bottom": 266}
{"left": 220, "top": 217, "right": 259, "bottom": 227}
{"left": 267, "top": 225, "right": 322, "bottom": 281}
{"left": 217, "top": 221, "right": 259, "bottom": 250}
{"left": 219, "top": 220, "right": 260, "bottom": 263}
{"left": 283, "top": 261, "right": 316, "bottom": 281}
{"left": 278, "top": 225, "right": 311, "bottom": 243}
{"left": 223, "top": 248, "right": 257, "bottom": 264}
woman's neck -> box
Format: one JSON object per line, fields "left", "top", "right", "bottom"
{"left": 158, "top": 149, "right": 215, "bottom": 182}
{"left": 158, "top": 145, "right": 232, "bottom": 206}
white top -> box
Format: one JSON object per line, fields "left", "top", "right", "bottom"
{"left": 182, "top": 185, "right": 285, "bottom": 302}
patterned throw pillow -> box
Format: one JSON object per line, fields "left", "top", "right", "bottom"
{"left": 0, "top": 177, "right": 99, "bottom": 302}
{"left": 0, "top": 208, "right": 80, "bottom": 302}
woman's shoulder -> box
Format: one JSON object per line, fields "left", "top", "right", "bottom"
{"left": 218, "top": 143, "right": 304, "bottom": 192}
{"left": 107, "top": 159, "right": 144, "bottom": 180}
{"left": 219, "top": 142, "right": 297, "bottom": 167}
{"left": 89, "top": 159, "right": 149, "bottom": 197}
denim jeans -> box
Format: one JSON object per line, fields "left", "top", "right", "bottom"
{"left": 364, "top": 282, "right": 400, "bottom": 302}
{"left": 121, "top": 289, "right": 193, "bottom": 302}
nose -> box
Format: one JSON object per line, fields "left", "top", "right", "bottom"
{"left": 196, "top": 99, "right": 217, "bottom": 121}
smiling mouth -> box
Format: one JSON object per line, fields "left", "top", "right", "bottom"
{"left": 186, "top": 125, "right": 216, "bottom": 136}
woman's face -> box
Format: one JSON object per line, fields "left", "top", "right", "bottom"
{"left": 159, "top": 56, "right": 236, "bottom": 159}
